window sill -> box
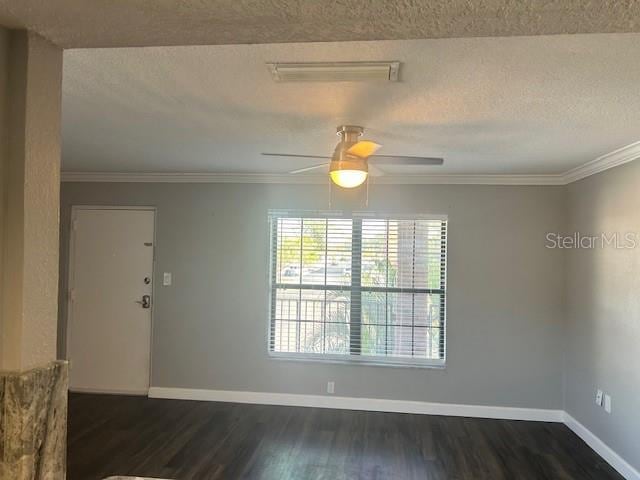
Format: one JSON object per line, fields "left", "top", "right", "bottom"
{"left": 268, "top": 352, "right": 446, "bottom": 370}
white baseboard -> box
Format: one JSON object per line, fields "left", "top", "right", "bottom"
{"left": 564, "top": 413, "right": 640, "bottom": 480}
{"left": 147, "top": 386, "right": 564, "bottom": 422}
{"left": 70, "top": 386, "right": 149, "bottom": 396}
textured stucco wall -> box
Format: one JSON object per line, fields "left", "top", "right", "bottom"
{"left": 0, "top": 31, "right": 62, "bottom": 371}
{"left": 20, "top": 32, "right": 62, "bottom": 370}
{"left": 0, "top": 27, "right": 8, "bottom": 358}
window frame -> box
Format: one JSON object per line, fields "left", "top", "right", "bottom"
{"left": 267, "top": 211, "right": 448, "bottom": 369}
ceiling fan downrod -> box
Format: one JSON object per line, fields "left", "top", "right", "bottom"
{"left": 336, "top": 125, "right": 364, "bottom": 145}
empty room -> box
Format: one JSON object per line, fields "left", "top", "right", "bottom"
{"left": 1, "top": 2, "right": 639, "bottom": 480}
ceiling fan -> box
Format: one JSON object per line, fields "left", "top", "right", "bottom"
{"left": 262, "top": 125, "right": 444, "bottom": 188}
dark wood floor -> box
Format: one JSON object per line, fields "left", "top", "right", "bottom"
{"left": 68, "top": 393, "right": 622, "bottom": 480}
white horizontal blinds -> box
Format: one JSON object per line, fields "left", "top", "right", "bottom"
{"left": 270, "top": 212, "right": 447, "bottom": 364}
{"left": 359, "top": 219, "right": 446, "bottom": 360}
{"left": 272, "top": 216, "right": 353, "bottom": 355}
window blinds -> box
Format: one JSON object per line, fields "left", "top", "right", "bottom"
{"left": 269, "top": 212, "right": 447, "bottom": 366}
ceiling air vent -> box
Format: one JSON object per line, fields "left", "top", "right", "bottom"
{"left": 267, "top": 61, "right": 400, "bottom": 83}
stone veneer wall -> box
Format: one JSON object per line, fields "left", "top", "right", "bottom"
{"left": 0, "top": 361, "right": 68, "bottom": 480}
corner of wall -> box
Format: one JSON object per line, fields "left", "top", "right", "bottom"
{"left": 0, "top": 26, "right": 8, "bottom": 369}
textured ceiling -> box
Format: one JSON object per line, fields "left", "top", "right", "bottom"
{"left": 2, "top": 0, "right": 640, "bottom": 48}
{"left": 62, "top": 34, "right": 640, "bottom": 175}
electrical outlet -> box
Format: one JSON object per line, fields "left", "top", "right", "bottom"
{"left": 163, "top": 272, "right": 172, "bottom": 286}
{"left": 604, "top": 394, "right": 612, "bottom": 414}
{"left": 327, "top": 381, "right": 335, "bottom": 394}
{"left": 595, "top": 389, "right": 603, "bottom": 406}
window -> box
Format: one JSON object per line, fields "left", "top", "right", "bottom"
{"left": 268, "top": 211, "right": 447, "bottom": 367}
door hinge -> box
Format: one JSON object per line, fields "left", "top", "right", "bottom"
{"left": 72, "top": 218, "right": 78, "bottom": 231}
{"left": 68, "top": 289, "right": 77, "bottom": 302}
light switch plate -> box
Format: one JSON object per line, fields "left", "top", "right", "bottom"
{"left": 604, "top": 394, "right": 612, "bottom": 413}
{"left": 163, "top": 272, "right": 172, "bottom": 286}
{"left": 595, "top": 389, "right": 603, "bottom": 406}
{"left": 327, "top": 381, "right": 335, "bottom": 394}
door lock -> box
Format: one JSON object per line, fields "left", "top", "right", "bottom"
{"left": 136, "top": 294, "right": 151, "bottom": 309}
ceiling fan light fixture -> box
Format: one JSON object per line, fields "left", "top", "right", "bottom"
{"left": 269, "top": 124, "right": 444, "bottom": 185}
{"left": 329, "top": 156, "right": 368, "bottom": 188}
{"left": 330, "top": 169, "right": 368, "bottom": 188}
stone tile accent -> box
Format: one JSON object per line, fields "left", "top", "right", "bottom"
{"left": 0, "top": 361, "right": 68, "bottom": 480}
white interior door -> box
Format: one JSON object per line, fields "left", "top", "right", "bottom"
{"left": 67, "top": 207, "right": 155, "bottom": 394}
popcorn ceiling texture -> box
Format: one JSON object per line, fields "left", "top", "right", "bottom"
{"left": 1, "top": 0, "right": 640, "bottom": 48}
{"left": 62, "top": 34, "right": 640, "bottom": 175}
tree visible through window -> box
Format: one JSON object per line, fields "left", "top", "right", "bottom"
{"left": 269, "top": 212, "right": 447, "bottom": 366}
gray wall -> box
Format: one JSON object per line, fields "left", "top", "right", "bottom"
{"left": 565, "top": 160, "right": 640, "bottom": 471}
{"left": 59, "top": 182, "right": 566, "bottom": 409}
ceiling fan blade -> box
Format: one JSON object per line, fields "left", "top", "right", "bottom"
{"left": 289, "top": 163, "right": 328, "bottom": 174}
{"left": 262, "top": 153, "right": 330, "bottom": 160}
{"left": 346, "top": 140, "right": 381, "bottom": 158}
{"left": 369, "top": 155, "right": 444, "bottom": 166}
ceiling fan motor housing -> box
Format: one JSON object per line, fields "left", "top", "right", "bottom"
{"left": 330, "top": 125, "right": 368, "bottom": 174}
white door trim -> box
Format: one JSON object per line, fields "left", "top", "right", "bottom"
{"left": 66, "top": 205, "right": 157, "bottom": 395}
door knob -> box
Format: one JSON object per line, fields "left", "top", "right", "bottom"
{"left": 136, "top": 295, "right": 151, "bottom": 309}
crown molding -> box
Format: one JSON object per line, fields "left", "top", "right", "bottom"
{"left": 370, "top": 174, "right": 565, "bottom": 185}
{"left": 60, "top": 171, "right": 565, "bottom": 185}
{"left": 60, "top": 172, "right": 328, "bottom": 184}
{"left": 563, "top": 141, "right": 640, "bottom": 184}
{"left": 61, "top": 141, "right": 640, "bottom": 186}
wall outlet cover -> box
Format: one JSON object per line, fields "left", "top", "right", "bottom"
{"left": 595, "top": 389, "right": 603, "bottom": 406}
{"left": 163, "top": 272, "right": 172, "bottom": 286}
{"left": 327, "top": 381, "right": 335, "bottom": 394}
{"left": 604, "top": 394, "right": 612, "bottom": 413}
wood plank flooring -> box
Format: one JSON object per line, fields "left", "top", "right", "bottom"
{"left": 68, "top": 393, "right": 623, "bottom": 480}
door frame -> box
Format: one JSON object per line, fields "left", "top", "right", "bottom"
{"left": 66, "top": 205, "right": 157, "bottom": 395}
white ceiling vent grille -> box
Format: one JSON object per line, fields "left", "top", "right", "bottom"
{"left": 267, "top": 61, "right": 400, "bottom": 83}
